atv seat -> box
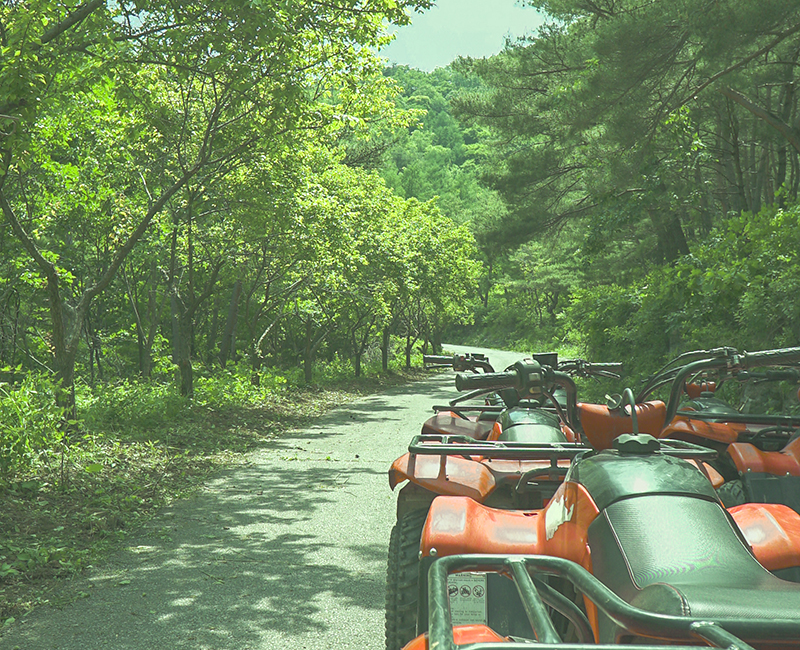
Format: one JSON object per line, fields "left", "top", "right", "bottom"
{"left": 495, "top": 423, "right": 567, "bottom": 443}
{"left": 589, "top": 493, "right": 800, "bottom": 643}
{"left": 421, "top": 411, "right": 494, "bottom": 440}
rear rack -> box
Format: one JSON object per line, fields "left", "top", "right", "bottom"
{"left": 408, "top": 434, "right": 590, "bottom": 461}
{"left": 426, "top": 554, "right": 800, "bottom": 649}
{"left": 679, "top": 411, "right": 800, "bottom": 426}
{"left": 407, "top": 435, "right": 717, "bottom": 461}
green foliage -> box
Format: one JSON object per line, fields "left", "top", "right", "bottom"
{"left": 0, "top": 375, "right": 65, "bottom": 480}
{"left": 566, "top": 203, "right": 800, "bottom": 379}
{"left": 194, "top": 369, "right": 288, "bottom": 408}
{"left": 77, "top": 380, "right": 189, "bottom": 435}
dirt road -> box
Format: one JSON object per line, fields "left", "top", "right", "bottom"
{"left": 0, "top": 346, "right": 526, "bottom": 650}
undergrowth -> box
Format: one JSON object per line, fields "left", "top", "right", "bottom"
{"left": 0, "top": 356, "right": 428, "bottom": 629}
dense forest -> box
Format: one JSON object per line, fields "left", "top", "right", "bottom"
{"left": 3, "top": 1, "right": 800, "bottom": 493}
{"left": 0, "top": 2, "right": 479, "bottom": 433}
{"left": 380, "top": 1, "right": 800, "bottom": 383}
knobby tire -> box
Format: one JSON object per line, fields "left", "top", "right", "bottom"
{"left": 385, "top": 508, "right": 428, "bottom": 650}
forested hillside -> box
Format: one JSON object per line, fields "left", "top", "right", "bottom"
{"left": 381, "top": 0, "right": 800, "bottom": 383}
{"left": 0, "top": 1, "right": 487, "bottom": 596}
{"left": 0, "top": 1, "right": 481, "bottom": 419}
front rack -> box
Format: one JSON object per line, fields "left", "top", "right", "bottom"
{"left": 427, "top": 554, "right": 800, "bottom": 650}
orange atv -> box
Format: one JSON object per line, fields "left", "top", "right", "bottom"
{"left": 632, "top": 346, "right": 800, "bottom": 510}
{"left": 408, "top": 385, "right": 800, "bottom": 648}
{"left": 420, "top": 352, "right": 502, "bottom": 442}
{"left": 386, "top": 357, "right": 619, "bottom": 650}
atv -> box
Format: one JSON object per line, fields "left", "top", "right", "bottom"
{"left": 407, "top": 363, "right": 800, "bottom": 647}
{"left": 386, "top": 357, "right": 620, "bottom": 650}
{"left": 633, "top": 346, "right": 800, "bottom": 510}
{"left": 420, "top": 352, "right": 501, "bottom": 441}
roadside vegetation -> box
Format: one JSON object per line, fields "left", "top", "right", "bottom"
{"left": 380, "top": 3, "right": 800, "bottom": 387}
{"left": 4, "top": 0, "right": 800, "bottom": 632}
{"left": 0, "top": 355, "right": 428, "bottom": 627}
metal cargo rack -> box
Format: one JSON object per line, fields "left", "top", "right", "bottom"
{"left": 426, "top": 554, "right": 800, "bottom": 650}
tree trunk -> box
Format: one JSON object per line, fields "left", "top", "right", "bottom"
{"left": 381, "top": 327, "right": 390, "bottom": 372}
{"left": 304, "top": 319, "right": 314, "bottom": 383}
{"left": 431, "top": 328, "right": 442, "bottom": 355}
{"left": 647, "top": 208, "right": 689, "bottom": 263}
{"left": 218, "top": 278, "right": 242, "bottom": 368}
{"left": 171, "top": 293, "right": 194, "bottom": 397}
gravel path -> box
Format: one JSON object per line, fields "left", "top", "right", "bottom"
{"left": 1, "top": 346, "right": 526, "bottom": 650}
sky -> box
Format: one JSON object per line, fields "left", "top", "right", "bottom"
{"left": 380, "top": 0, "right": 546, "bottom": 72}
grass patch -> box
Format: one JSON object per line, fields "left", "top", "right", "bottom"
{"left": 0, "top": 364, "right": 429, "bottom": 627}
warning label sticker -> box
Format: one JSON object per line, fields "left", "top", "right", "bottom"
{"left": 447, "top": 572, "right": 487, "bottom": 625}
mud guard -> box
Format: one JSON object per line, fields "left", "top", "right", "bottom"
{"left": 401, "top": 624, "right": 506, "bottom": 650}
{"left": 577, "top": 401, "right": 666, "bottom": 450}
{"left": 388, "top": 453, "right": 497, "bottom": 501}
{"left": 730, "top": 503, "right": 800, "bottom": 572}
{"left": 420, "top": 496, "right": 539, "bottom": 558}
{"left": 662, "top": 416, "right": 739, "bottom": 445}
{"left": 727, "top": 437, "right": 800, "bottom": 475}
{"left": 419, "top": 482, "right": 599, "bottom": 567}
{"left": 421, "top": 411, "right": 493, "bottom": 439}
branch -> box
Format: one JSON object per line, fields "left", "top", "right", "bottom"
{"left": 719, "top": 86, "right": 800, "bottom": 154}
{"left": 38, "top": 0, "right": 105, "bottom": 47}
{"left": 80, "top": 160, "right": 201, "bottom": 309}
{"left": 681, "top": 20, "right": 800, "bottom": 107}
{"left": 0, "top": 190, "right": 58, "bottom": 285}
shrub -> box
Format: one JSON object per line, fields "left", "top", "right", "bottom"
{"left": 0, "top": 374, "right": 66, "bottom": 481}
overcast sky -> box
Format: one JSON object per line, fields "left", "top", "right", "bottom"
{"left": 380, "top": 0, "right": 546, "bottom": 71}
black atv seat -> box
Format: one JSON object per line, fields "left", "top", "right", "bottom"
{"left": 496, "top": 408, "right": 567, "bottom": 443}
{"left": 589, "top": 493, "right": 800, "bottom": 642}
{"left": 497, "top": 423, "right": 566, "bottom": 443}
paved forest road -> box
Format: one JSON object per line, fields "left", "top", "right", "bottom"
{"left": 1, "top": 346, "right": 525, "bottom": 650}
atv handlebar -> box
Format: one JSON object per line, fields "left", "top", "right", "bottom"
{"left": 557, "top": 359, "right": 623, "bottom": 379}
{"left": 454, "top": 368, "right": 520, "bottom": 392}
{"left": 456, "top": 361, "right": 580, "bottom": 430}
{"left": 423, "top": 355, "right": 453, "bottom": 365}
{"left": 424, "top": 352, "right": 494, "bottom": 373}
{"left": 741, "top": 346, "right": 800, "bottom": 368}
{"left": 660, "top": 346, "right": 800, "bottom": 425}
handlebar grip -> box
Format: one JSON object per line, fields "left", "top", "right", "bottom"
{"left": 590, "top": 362, "right": 623, "bottom": 371}
{"left": 742, "top": 347, "right": 800, "bottom": 368}
{"left": 424, "top": 355, "right": 453, "bottom": 365}
{"left": 455, "top": 370, "right": 518, "bottom": 392}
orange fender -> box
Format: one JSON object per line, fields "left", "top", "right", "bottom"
{"left": 727, "top": 437, "right": 800, "bottom": 476}
{"left": 578, "top": 401, "right": 666, "bottom": 450}
{"left": 419, "top": 481, "right": 599, "bottom": 568}
{"left": 389, "top": 453, "right": 497, "bottom": 501}
{"left": 730, "top": 503, "right": 800, "bottom": 571}
{"left": 402, "top": 624, "right": 507, "bottom": 650}
{"left": 420, "top": 497, "right": 539, "bottom": 558}
{"left": 421, "top": 411, "right": 493, "bottom": 439}
{"left": 662, "top": 416, "right": 739, "bottom": 445}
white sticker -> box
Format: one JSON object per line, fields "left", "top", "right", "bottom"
{"left": 447, "top": 572, "right": 488, "bottom": 625}
{"left": 545, "top": 494, "right": 574, "bottom": 540}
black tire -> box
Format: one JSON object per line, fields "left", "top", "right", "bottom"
{"left": 386, "top": 509, "right": 428, "bottom": 650}
{"left": 717, "top": 479, "right": 746, "bottom": 507}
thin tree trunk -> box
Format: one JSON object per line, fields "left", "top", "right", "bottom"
{"left": 381, "top": 326, "right": 390, "bottom": 372}
{"left": 218, "top": 278, "right": 242, "bottom": 368}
